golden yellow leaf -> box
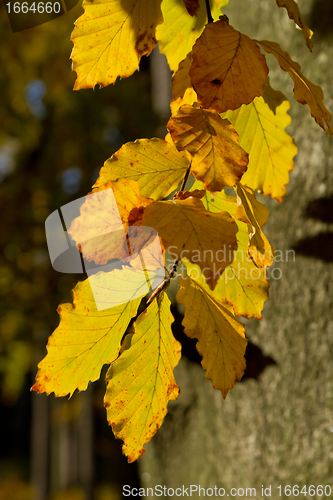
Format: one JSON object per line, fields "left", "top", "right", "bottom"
{"left": 71, "top": 0, "right": 163, "bottom": 90}
{"left": 168, "top": 104, "right": 248, "bottom": 191}
{"left": 31, "top": 268, "right": 148, "bottom": 397}
{"left": 93, "top": 139, "right": 190, "bottom": 201}
{"left": 235, "top": 183, "right": 274, "bottom": 268}
{"left": 189, "top": 16, "right": 269, "bottom": 113}
{"left": 276, "top": 0, "right": 313, "bottom": 51}
{"left": 192, "top": 182, "right": 269, "bottom": 319}
{"left": 104, "top": 292, "right": 181, "bottom": 462}
{"left": 68, "top": 179, "right": 153, "bottom": 266}
{"left": 170, "top": 53, "right": 198, "bottom": 116}
{"left": 142, "top": 196, "right": 238, "bottom": 289}
{"left": 156, "top": 0, "right": 223, "bottom": 72}
{"left": 177, "top": 274, "right": 247, "bottom": 398}
{"left": 222, "top": 81, "right": 298, "bottom": 202}
{"left": 256, "top": 40, "right": 333, "bottom": 134}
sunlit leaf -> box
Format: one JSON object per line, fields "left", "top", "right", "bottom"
{"left": 222, "top": 81, "right": 298, "bottom": 202}
{"left": 156, "top": 0, "right": 223, "bottom": 72}
{"left": 276, "top": 0, "right": 313, "bottom": 51}
{"left": 31, "top": 269, "right": 148, "bottom": 397}
{"left": 71, "top": 0, "right": 163, "bottom": 89}
{"left": 93, "top": 139, "right": 190, "bottom": 201}
{"left": 177, "top": 274, "right": 247, "bottom": 398}
{"left": 235, "top": 183, "right": 274, "bottom": 268}
{"left": 170, "top": 53, "right": 198, "bottom": 116}
{"left": 104, "top": 292, "right": 181, "bottom": 462}
{"left": 142, "top": 196, "right": 238, "bottom": 289}
{"left": 168, "top": 104, "right": 248, "bottom": 191}
{"left": 189, "top": 16, "right": 269, "bottom": 113}
{"left": 256, "top": 40, "right": 333, "bottom": 134}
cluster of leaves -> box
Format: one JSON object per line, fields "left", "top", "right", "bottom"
{"left": 32, "top": 0, "right": 332, "bottom": 462}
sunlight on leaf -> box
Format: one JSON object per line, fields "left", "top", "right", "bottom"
{"left": 177, "top": 273, "right": 247, "bottom": 398}
{"left": 142, "top": 196, "right": 238, "bottom": 289}
{"left": 32, "top": 269, "right": 147, "bottom": 397}
{"left": 222, "top": 81, "right": 298, "bottom": 202}
{"left": 93, "top": 139, "right": 189, "bottom": 201}
{"left": 104, "top": 292, "right": 181, "bottom": 462}
{"left": 276, "top": 0, "right": 313, "bottom": 51}
{"left": 168, "top": 104, "right": 248, "bottom": 191}
{"left": 189, "top": 16, "right": 269, "bottom": 113}
{"left": 256, "top": 40, "right": 333, "bottom": 134}
{"left": 71, "top": 0, "right": 163, "bottom": 89}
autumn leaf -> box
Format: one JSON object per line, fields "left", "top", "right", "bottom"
{"left": 177, "top": 274, "right": 247, "bottom": 398}
{"left": 183, "top": 0, "right": 200, "bottom": 16}
{"left": 142, "top": 196, "right": 238, "bottom": 289}
{"left": 170, "top": 53, "right": 198, "bottom": 116}
{"left": 276, "top": 0, "right": 313, "bottom": 51}
{"left": 156, "top": 0, "right": 223, "bottom": 72}
{"left": 93, "top": 139, "right": 189, "bottom": 201}
{"left": 192, "top": 182, "right": 269, "bottom": 318}
{"left": 71, "top": 0, "right": 163, "bottom": 89}
{"left": 31, "top": 268, "right": 150, "bottom": 397}
{"left": 104, "top": 292, "right": 181, "bottom": 462}
{"left": 256, "top": 40, "right": 333, "bottom": 134}
{"left": 222, "top": 81, "right": 298, "bottom": 202}
{"left": 189, "top": 16, "right": 269, "bottom": 113}
{"left": 168, "top": 104, "right": 248, "bottom": 191}
{"left": 68, "top": 179, "right": 154, "bottom": 266}
{"left": 235, "top": 183, "right": 274, "bottom": 268}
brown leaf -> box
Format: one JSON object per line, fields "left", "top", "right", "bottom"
{"left": 183, "top": 0, "right": 200, "bottom": 16}
{"left": 276, "top": 0, "right": 313, "bottom": 51}
{"left": 189, "top": 16, "right": 269, "bottom": 113}
{"left": 256, "top": 40, "right": 333, "bottom": 134}
{"left": 168, "top": 104, "right": 248, "bottom": 191}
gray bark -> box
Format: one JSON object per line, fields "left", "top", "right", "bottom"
{"left": 140, "top": 0, "right": 333, "bottom": 495}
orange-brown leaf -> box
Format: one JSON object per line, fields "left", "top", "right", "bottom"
{"left": 183, "top": 0, "right": 200, "bottom": 16}
{"left": 189, "top": 16, "right": 269, "bottom": 113}
{"left": 256, "top": 40, "right": 333, "bottom": 134}
{"left": 168, "top": 104, "right": 248, "bottom": 191}
{"left": 276, "top": 0, "right": 313, "bottom": 51}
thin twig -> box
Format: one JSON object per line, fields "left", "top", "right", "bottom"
{"left": 205, "top": 0, "right": 214, "bottom": 23}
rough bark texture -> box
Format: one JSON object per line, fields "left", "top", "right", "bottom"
{"left": 139, "top": 0, "right": 333, "bottom": 493}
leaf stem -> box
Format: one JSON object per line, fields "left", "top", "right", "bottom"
{"left": 180, "top": 159, "right": 192, "bottom": 192}
{"left": 205, "top": 0, "right": 214, "bottom": 23}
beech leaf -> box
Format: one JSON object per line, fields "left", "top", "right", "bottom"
{"left": 104, "top": 292, "right": 181, "bottom": 462}
{"left": 276, "top": 0, "right": 313, "bottom": 51}
{"left": 256, "top": 40, "right": 333, "bottom": 134}
{"left": 93, "top": 139, "right": 190, "bottom": 201}
{"left": 235, "top": 183, "right": 274, "bottom": 268}
{"left": 31, "top": 269, "right": 148, "bottom": 397}
{"left": 222, "top": 81, "right": 298, "bottom": 202}
{"left": 142, "top": 197, "right": 238, "bottom": 289}
{"left": 189, "top": 16, "right": 269, "bottom": 113}
{"left": 168, "top": 104, "right": 248, "bottom": 191}
{"left": 71, "top": 0, "right": 163, "bottom": 89}
{"left": 177, "top": 274, "right": 247, "bottom": 398}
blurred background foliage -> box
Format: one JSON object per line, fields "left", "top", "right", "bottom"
{"left": 0, "top": 3, "right": 164, "bottom": 498}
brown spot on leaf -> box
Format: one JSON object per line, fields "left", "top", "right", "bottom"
{"left": 212, "top": 79, "right": 221, "bottom": 85}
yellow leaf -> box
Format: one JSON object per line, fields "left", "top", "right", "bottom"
{"left": 170, "top": 53, "right": 198, "bottom": 116}
{"left": 168, "top": 104, "right": 248, "bottom": 191}
{"left": 256, "top": 40, "right": 333, "bottom": 134}
{"left": 156, "top": 0, "right": 223, "bottom": 72}
{"left": 276, "top": 0, "right": 313, "bottom": 51}
{"left": 142, "top": 197, "right": 238, "bottom": 289}
{"left": 71, "top": 0, "right": 163, "bottom": 89}
{"left": 68, "top": 179, "right": 153, "bottom": 266}
{"left": 177, "top": 274, "right": 247, "bottom": 398}
{"left": 93, "top": 139, "right": 190, "bottom": 200}
{"left": 31, "top": 268, "right": 148, "bottom": 397}
{"left": 192, "top": 182, "right": 269, "bottom": 319}
{"left": 189, "top": 16, "right": 269, "bottom": 113}
{"left": 104, "top": 292, "right": 181, "bottom": 462}
{"left": 222, "top": 81, "right": 298, "bottom": 202}
{"left": 235, "top": 183, "right": 274, "bottom": 268}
